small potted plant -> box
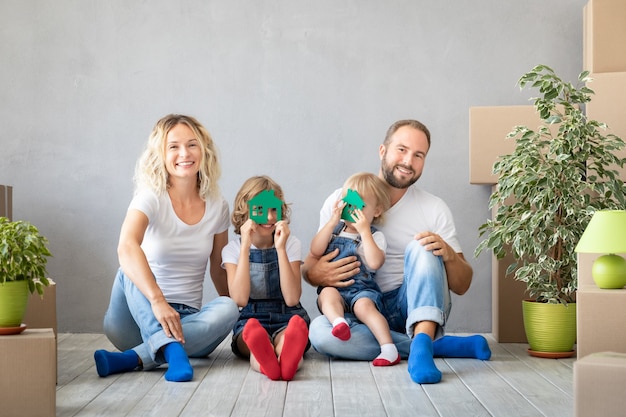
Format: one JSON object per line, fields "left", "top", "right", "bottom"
{"left": 475, "top": 64, "right": 626, "bottom": 357}
{"left": 0, "top": 216, "right": 52, "bottom": 333}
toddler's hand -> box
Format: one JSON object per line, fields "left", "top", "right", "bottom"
{"left": 330, "top": 199, "right": 346, "bottom": 224}
{"left": 351, "top": 209, "right": 371, "bottom": 235}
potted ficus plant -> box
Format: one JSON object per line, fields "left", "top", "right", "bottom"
{"left": 0, "top": 216, "right": 52, "bottom": 333}
{"left": 475, "top": 64, "right": 626, "bottom": 357}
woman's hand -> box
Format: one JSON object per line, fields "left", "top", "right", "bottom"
{"left": 151, "top": 298, "right": 184, "bottom": 343}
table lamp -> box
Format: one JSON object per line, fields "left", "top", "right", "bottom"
{"left": 575, "top": 210, "right": 626, "bottom": 289}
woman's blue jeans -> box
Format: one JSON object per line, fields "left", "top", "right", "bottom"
{"left": 309, "top": 240, "right": 451, "bottom": 360}
{"left": 103, "top": 269, "right": 240, "bottom": 370}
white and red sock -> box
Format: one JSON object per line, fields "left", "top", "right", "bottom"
{"left": 331, "top": 317, "right": 351, "bottom": 341}
{"left": 373, "top": 343, "right": 401, "bottom": 366}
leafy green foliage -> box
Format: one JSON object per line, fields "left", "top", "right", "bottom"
{"left": 0, "top": 217, "right": 52, "bottom": 295}
{"left": 475, "top": 65, "right": 626, "bottom": 304}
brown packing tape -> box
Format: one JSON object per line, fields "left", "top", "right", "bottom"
{"left": 0, "top": 185, "right": 4, "bottom": 217}
{"left": 7, "top": 186, "right": 11, "bottom": 220}
{"left": 0, "top": 185, "right": 12, "bottom": 220}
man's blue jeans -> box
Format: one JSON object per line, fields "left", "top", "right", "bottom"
{"left": 309, "top": 240, "right": 451, "bottom": 359}
{"left": 103, "top": 269, "right": 239, "bottom": 369}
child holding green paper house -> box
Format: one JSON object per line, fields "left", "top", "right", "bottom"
{"left": 222, "top": 175, "right": 310, "bottom": 381}
{"left": 310, "top": 172, "right": 399, "bottom": 366}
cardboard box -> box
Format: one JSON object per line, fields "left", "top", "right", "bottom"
{"left": 0, "top": 184, "right": 12, "bottom": 220}
{"left": 469, "top": 106, "right": 546, "bottom": 184}
{"left": 488, "top": 185, "right": 529, "bottom": 342}
{"left": 492, "top": 250, "right": 528, "bottom": 343}
{"left": 22, "top": 280, "right": 57, "bottom": 337}
{"left": 577, "top": 252, "right": 602, "bottom": 287}
{"left": 583, "top": 0, "right": 626, "bottom": 73}
{"left": 585, "top": 71, "right": 626, "bottom": 180}
{"left": 0, "top": 329, "right": 56, "bottom": 417}
{"left": 574, "top": 352, "right": 626, "bottom": 417}
{"left": 577, "top": 285, "right": 626, "bottom": 358}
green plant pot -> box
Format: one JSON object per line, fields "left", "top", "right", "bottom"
{"left": 522, "top": 300, "right": 577, "bottom": 357}
{"left": 0, "top": 280, "right": 29, "bottom": 327}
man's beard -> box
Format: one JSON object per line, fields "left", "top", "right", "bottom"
{"left": 381, "top": 157, "right": 420, "bottom": 189}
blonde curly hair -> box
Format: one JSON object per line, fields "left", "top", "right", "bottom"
{"left": 231, "top": 175, "right": 291, "bottom": 235}
{"left": 134, "top": 114, "right": 221, "bottom": 200}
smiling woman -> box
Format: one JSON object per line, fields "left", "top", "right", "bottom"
{"left": 93, "top": 114, "right": 240, "bottom": 382}
{"left": 165, "top": 124, "right": 201, "bottom": 181}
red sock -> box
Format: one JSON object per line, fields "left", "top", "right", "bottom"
{"left": 242, "top": 318, "right": 280, "bottom": 380}
{"left": 279, "top": 315, "right": 309, "bottom": 381}
{"left": 331, "top": 322, "right": 351, "bottom": 341}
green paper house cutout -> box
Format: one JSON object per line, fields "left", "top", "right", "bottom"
{"left": 341, "top": 189, "right": 365, "bottom": 222}
{"left": 249, "top": 190, "right": 283, "bottom": 224}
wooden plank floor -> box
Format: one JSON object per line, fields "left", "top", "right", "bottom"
{"left": 56, "top": 333, "right": 575, "bottom": 417}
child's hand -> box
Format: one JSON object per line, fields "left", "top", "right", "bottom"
{"left": 351, "top": 208, "right": 371, "bottom": 235}
{"left": 240, "top": 218, "right": 256, "bottom": 248}
{"left": 330, "top": 199, "right": 345, "bottom": 224}
{"left": 274, "top": 220, "right": 290, "bottom": 250}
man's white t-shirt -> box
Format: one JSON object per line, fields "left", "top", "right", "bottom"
{"left": 129, "top": 190, "right": 230, "bottom": 309}
{"left": 319, "top": 185, "right": 461, "bottom": 293}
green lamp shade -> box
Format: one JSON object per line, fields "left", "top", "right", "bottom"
{"left": 575, "top": 210, "right": 626, "bottom": 289}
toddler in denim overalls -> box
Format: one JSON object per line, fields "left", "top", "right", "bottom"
{"left": 310, "top": 172, "right": 401, "bottom": 366}
{"left": 318, "top": 221, "right": 384, "bottom": 311}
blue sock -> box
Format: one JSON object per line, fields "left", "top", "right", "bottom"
{"left": 408, "top": 333, "right": 442, "bottom": 384}
{"left": 432, "top": 335, "right": 491, "bottom": 360}
{"left": 162, "top": 342, "right": 193, "bottom": 382}
{"left": 94, "top": 349, "right": 139, "bottom": 377}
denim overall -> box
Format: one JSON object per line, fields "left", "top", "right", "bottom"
{"left": 317, "top": 221, "right": 384, "bottom": 311}
{"left": 232, "top": 245, "right": 310, "bottom": 357}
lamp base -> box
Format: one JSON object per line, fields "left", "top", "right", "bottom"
{"left": 592, "top": 254, "right": 626, "bottom": 289}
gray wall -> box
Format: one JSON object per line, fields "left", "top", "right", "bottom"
{"left": 0, "top": 0, "right": 587, "bottom": 333}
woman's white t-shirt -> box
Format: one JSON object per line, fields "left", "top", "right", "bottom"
{"left": 128, "top": 190, "right": 230, "bottom": 309}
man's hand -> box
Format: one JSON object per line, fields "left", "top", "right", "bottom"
{"left": 303, "top": 249, "right": 361, "bottom": 287}
{"left": 414, "top": 231, "right": 473, "bottom": 295}
{"left": 415, "top": 231, "right": 454, "bottom": 262}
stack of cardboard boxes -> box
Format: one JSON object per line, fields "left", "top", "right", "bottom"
{"left": 574, "top": 1, "right": 626, "bottom": 416}
{"left": 469, "top": 1, "right": 626, "bottom": 414}
{"left": 469, "top": 103, "right": 546, "bottom": 343}
{"left": 469, "top": 106, "right": 564, "bottom": 343}
{"left": 0, "top": 184, "right": 57, "bottom": 417}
